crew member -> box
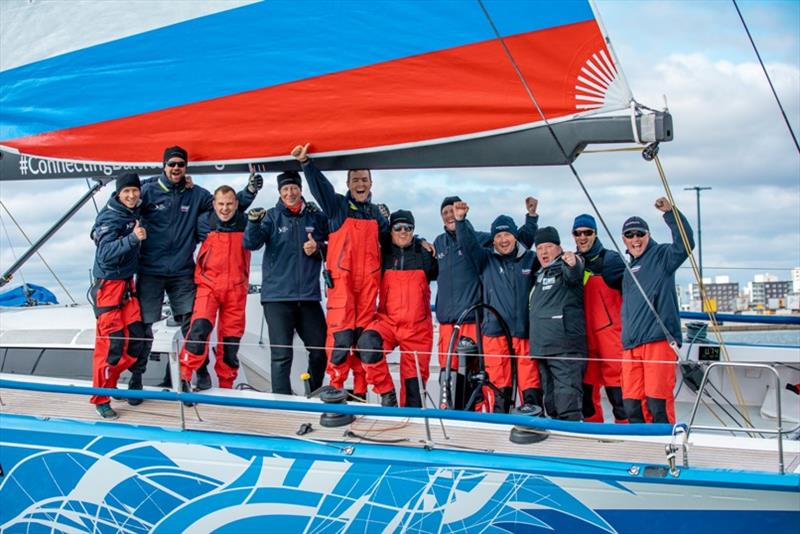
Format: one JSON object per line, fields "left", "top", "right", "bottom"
{"left": 132, "top": 146, "right": 258, "bottom": 402}
{"left": 620, "top": 197, "right": 694, "bottom": 423}
{"left": 453, "top": 201, "right": 541, "bottom": 413}
{"left": 177, "top": 186, "right": 254, "bottom": 394}
{"left": 88, "top": 173, "right": 148, "bottom": 419}
{"left": 244, "top": 171, "right": 329, "bottom": 395}
{"left": 434, "top": 195, "right": 539, "bottom": 409}
{"left": 291, "top": 143, "right": 385, "bottom": 399}
{"left": 357, "top": 210, "right": 438, "bottom": 406}
{"left": 572, "top": 214, "right": 628, "bottom": 423}
{"left": 530, "top": 227, "right": 586, "bottom": 421}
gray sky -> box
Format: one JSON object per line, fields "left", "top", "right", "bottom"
{"left": 1, "top": 0, "right": 798, "bottom": 305}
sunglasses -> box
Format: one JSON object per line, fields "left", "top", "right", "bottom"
{"left": 392, "top": 223, "right": 414, "bottom": 232}
{"left": 572, "top": 229, "right": 595, "bottom": 238}
{"left": 166, "top": 161, "right": 186, "bottom": 168}
{"left": 624, "top": 230, "right": 647, "bottom": 239}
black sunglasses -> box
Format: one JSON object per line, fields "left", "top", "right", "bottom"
{"left": 572, "top": 229, "right": 595, "bottom": 237}
{"left": 166, "top": 161, "right": 186, "bottom": 168}
{"left": 392, "top": 223, "right": 414, "bottom": 232}
{"left": 624, "top": 230, "right": 647, "bottom": 239}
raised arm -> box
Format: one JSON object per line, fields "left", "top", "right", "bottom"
{"left": 453, "top": 201, "right": 490, "bottom": 272}
{"left": 657, "top": 197, "right": 695, "bottom": 272}
{"left": 292, "top": 143, "right": 342, "bottom": 220}
{"left": 560, "top": 251, "right": 585, "bottom": 287}
{"left": 517, "top": 196, "right": 539, "bottom": 249}
{"left": 243, "top": 208, "right": 272, "bottom": 250}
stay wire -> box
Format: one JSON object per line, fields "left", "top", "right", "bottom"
{"left": 732, "top": 0, "right": 800, "bottom": 154}
{"left": 0, "top": 199, "right": 77, "bottom": 304}
{"left": 0, "top": 212, "right": 27, "bottom": 286}
{"left": 475, "top": 0, "right": 679, "bottom": 350}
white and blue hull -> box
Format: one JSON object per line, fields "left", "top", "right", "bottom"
{"left": 2, "top": 413, "right": 797, "bottom": 533}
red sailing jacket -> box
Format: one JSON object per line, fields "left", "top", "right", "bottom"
{"left": 584, "top": 273, "right": 623, "bottom": 357}
{"left": 194, "top": 212, "right": 251, "bottom": 290}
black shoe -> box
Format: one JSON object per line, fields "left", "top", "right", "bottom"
{"left": 128, "top": 373, "right": 143, "bottom": 406}
{"left": 380, "top": 390, "right": 398, "bottom": 407}
{"left": 195, "top": 369, "right": 212, "bottom": 391}
{"left": 181, "top": 380, "right": 195, "bottom": 407}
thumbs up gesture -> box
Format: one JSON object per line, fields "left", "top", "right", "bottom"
{"left": 303, "top": 232, "right": 318, "bottom": 256}
{"left": 133, "top": 219, "right": 147, "bottom": 241}
{"left": 291, "top": 143, "right": 310, "bottom": 163}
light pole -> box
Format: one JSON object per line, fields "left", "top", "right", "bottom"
{"left": 684, "top": 186, "right": 712, "bottom": 281}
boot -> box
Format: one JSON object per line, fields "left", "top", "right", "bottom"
{"left": 522, "top": 388, "right": 544, "bottom": 411}
{"left": 127, "top": 373, "right": 143, "bottom": 406}
{"left": 96, "top": 402, "right": 118, "bottom": 420}
{"left": 646, "top": 397, "right": 669, "bottom": 424}
{"left": 181, "top": 380, "right": 195, "bottom": 407}
{"left": 196, "top": 356, "right": 212, "bottom": 391}
{"left": 493, "top": 387, "right": 513, "bottom": 414}
{"left": 404, "top": 378, "right": 422, "bottom": 408}
{"left": 606, "top": 386, "right": 628, "bottom": 423}
{"left": 380, "top": 390, "right": 398, "bottom": 407}
{"left": 623, "top": 398, "right": 645, "bottom": 423}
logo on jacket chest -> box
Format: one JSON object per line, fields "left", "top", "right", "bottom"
{"left": 304, "top": 226, "right": 315, "bottom": 234}
{"left": 278, "top": 225, "right": 290, "bottom": 233}
{"left": 537, "top": 273, "right": 556, "bottom": 290}
{"left": 630, "top": 265, "right": 642, "bottom": 275}
{"left": 180, "top": 204, "right": 190, "bottom": 213}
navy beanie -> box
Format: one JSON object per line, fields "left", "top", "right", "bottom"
{"left": 534, "top": 226, "right": 561, "bottom": 246}
{"left": 390, "top": 209, "right": 415, "bottom": 227}
{"left": 440, "top": 195, "right": 462, "bottom": 212}
{"left": 572, "top": 213, "right": 597, "bottom": 231}
{"left": 115, "top": 172, "right": 141, "bottom": 194}
{"left": 491, "top": 215, "right": 518, "bottom": 238}
{"left": 276, "top": 170, "right": 302, "bottom": 190}
{"left": 622, "top": 216, "right": 650, "bottom": 234}
{"left": 163, "top": 145, "right": 188, "bottom": 164}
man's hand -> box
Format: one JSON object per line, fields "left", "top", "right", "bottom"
{"left": 247, "top": 207, "right": 267, "bottom": 223}
{"left": 655, "top": 197, "right": 672, "bottom": 212}
{"left": 453, "top": 201, "right": 469, "bottom": 221}
{"left": 248, "top": 173, "right": 263, "bottom": 194}
{"left": 377, "top": 203, "right": 390, "bottom": 220}
{"left": 184, "top": 175, "right": 194, "bottom": 189}
{"left": 562, "top": 250, "right": 577, "bottom": 267}
{"left": 291, "top": 143, "right": 310, "bottom": 163}
{"left": 525, "top": 196, "right": 538, "bottom": 216}
{"left": 303, "top": 232, "right": 318, "bottom": 256}
{"left": 132, "top": 220, "right": 147, "bottom": 241}
{"left": 420, "top": 239, "right": 436, "bottom": 256}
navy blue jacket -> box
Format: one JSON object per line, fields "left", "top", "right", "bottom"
{"left": 91, "top": 193, "right": 142, "bottom": 280}
{"left": 434, "top": 214, "right": 537, "bottom": 325}
{"left": 300, "top": 159, "right": 388, "bottom": 234}
{"left": 138, "top": 176, "right": 254, "bottom": 277}
{"left": 456, "top": 219, "right": 538, "bottom": 338}
{"left": 529, "top": 255, "right": 586, "bottom": 356}
{"left": 621, "top": 210, "right": 694, "bottom": 349}
{"left": 243, "top": 199, "right": 329, "bottom": 302}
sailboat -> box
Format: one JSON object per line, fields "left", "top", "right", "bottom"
{"left": 1, "top": 1, "right": 797, "bottom": 532}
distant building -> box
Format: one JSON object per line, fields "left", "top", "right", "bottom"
{"left": 690, "top": 276, "right": 740, "bottom": 312}
{"left": 748, "top": 280, "right": 793, "bottom": 308}
{"left": 792, "top": 267, "right": 800, "bottom": 293}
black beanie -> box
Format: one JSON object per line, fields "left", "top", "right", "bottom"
{"left": 163, "top": 145, "right": 188, "bottom": 164}
{"left": 115, "top": 172, "right": 141, "bottom": 194}
{"left": 440, "top": 195, "right": 461, "bottom": 212}
{"left": 276, "top": 170, "right": 302, "bottom": 190}
{"left": 390, "top": 209, "right": 415, "bottom": 227}
{"left": 534, "top": 226, "right": 561, "bottom": 246}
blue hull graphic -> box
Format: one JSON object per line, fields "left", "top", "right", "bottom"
{"left": 1, "top": 414, "right": 798, "bottom": 533}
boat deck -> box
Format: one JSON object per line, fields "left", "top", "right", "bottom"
{"left": 2, "top": 385, "right": 797, "bottom": 475}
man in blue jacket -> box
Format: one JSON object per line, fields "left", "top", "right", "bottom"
{"left": 89, "top": 173, "right": 148, "bottom": 419}
{"left": 130, "top": 146, "right": 259, "bottom": 401}
{"left": 620, "top": 197, "right": 694, "bottom": 424}
{"left": 434, "top": 195, "right": 538, "bottom": 409}
{"left": 244, "top": 171, "right": 329, "bottom": 395}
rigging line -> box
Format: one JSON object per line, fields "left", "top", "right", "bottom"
{"left": 475, "top": 0, "right": 679, "bottom": 350}
{"left": 0, "top": 212, "right": 27, "bottom": 287}
{"left": 732, "top": 0, "right": 800, "bottom": 154}
{"left": 86, "top": 179, "right": 100, "bottom": 214}
{"left": 653, "top": 155, "right": 754, "bottom": 427}
{"left": 0, "top": 199, "right": 77, "bottom": 305}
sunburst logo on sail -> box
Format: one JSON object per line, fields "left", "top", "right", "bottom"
{"left": 575, "top": 50, "right": 628, "bottom": 111}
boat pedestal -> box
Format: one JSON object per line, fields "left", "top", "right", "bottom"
{"left": 319, "top": 387, "right": 355, "bottom": 428}
{"left": 509, "top": 404, "right": 549, "bottom": 444}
